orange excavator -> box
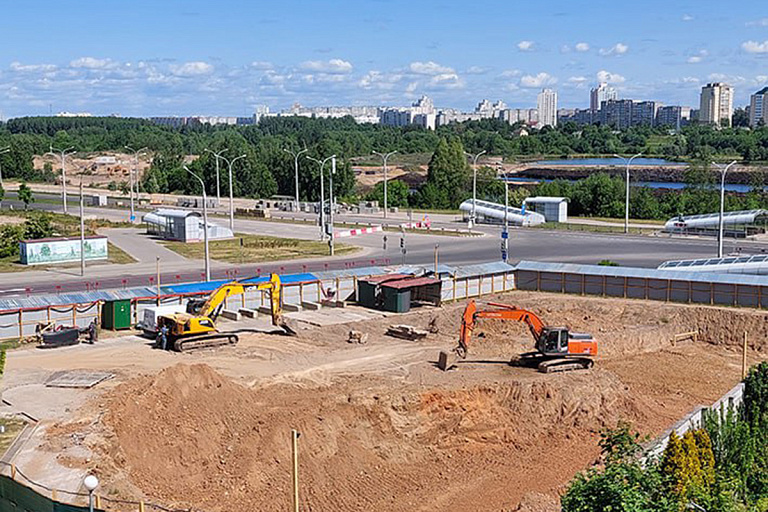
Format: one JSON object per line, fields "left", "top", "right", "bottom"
{"left": 443, "top": 300, "right": 598, "bottom": 373}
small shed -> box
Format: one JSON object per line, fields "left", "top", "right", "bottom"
{"left": 143, "top": 209, "right": 233, "bottom": 242}
{"left": 523, "top": 197, "right": 569, "bottom": 223}
{"left": 357, "top": 274, "right": 442, "bottom": 313}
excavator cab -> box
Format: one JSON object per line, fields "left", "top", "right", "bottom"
{"left": 538, "top": 328, "right": 570, "bottom": 355}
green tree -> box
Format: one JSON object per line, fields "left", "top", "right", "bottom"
{"left": 23, "top": 213, "right": 54, "bottom": 239}
{"left": 421, "top": 137, "right": 469, "bottom": 208}
{"left": 17, "top": 182, "right": 33, "bottom": 210}
{"left": 365, "top": 179, "right": 410, "bottom": 208}
{"left": 0, "top": 182, "right": 4, "bottom": 208}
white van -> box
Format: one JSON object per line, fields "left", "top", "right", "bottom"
{"left": 138, "top": 304, "right": 186, "bottom": 337}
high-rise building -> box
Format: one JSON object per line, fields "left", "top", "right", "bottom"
{"left": 631, "top": 101, "right": 659, "bottom": 127}
{"left": 590, "top": 83, "right": 618, "bottom": 112}
{"left": 699, "top": 83, "right": 734, "bottom": 127}
{"left": 749, "top": 86, "right": 768, "bottom": 127}
{"left": 656, "top": 106, "right": 693, "bottom": 129}
{"left": 599, "top": 99, "right": 634, "bottom": 129}
{"left": 537, "top": 89, "right": 558, "bottom": 128}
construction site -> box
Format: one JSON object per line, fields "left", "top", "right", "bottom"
{"left": 2, "top": 275, "right": 766, "bottom": 511}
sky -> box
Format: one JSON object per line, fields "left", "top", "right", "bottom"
{"left": 0, "top": 0, "right": 767, "bottom": 118}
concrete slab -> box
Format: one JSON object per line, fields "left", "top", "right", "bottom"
{"left": 239, "top": 308, "right": 258, "bottom": 318}
{"left": 301, "top": 301, "right": 322, "bottom": 311}
{"left": 286, "top": 306, "right": 388, "bottom": 327}
{"left": 45, "top": 370, "right": 113, "bottom": 389}
{"left": 283, "top": 303, "right": 302, "bottom": 312}
{"left": 221, "top": 309, "right": 241, "bottom": 321}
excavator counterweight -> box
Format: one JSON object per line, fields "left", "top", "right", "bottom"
{"left": 439, "top": 300, "right": 597, "bottom": 373}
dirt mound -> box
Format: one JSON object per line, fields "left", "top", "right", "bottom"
{"left": 100, "top": 363, "right": 643, "bottom": 511}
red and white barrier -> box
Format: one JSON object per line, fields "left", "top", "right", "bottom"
{"left": 334, "top": 225, "right": 384, "bottom": 238}
{"left": 399, "top": 218, "right": 432, "bottom": 229}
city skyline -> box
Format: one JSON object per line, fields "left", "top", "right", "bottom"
{"left": 1, "top": 0, "right": 767, "bottom": 118}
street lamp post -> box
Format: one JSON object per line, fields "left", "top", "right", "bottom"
{"left": 125, "top": 146, "right": 148, "bottom": 223}
{"left": 47, "top": 145, "right": 75, "bottom": 213}
{"left": 464, "top": 150, "right": 486, "bottom": 228}
{"left": 79, "top": 178, "right": 85, "bottom": 276}
{"left": 503, "top": 180, "right": 509, "bottom": 263}
{"left": 220, "top": 154, "right": 246, "bottom": 231}
{"left": 83, "top": 475, "right": 99, "bottom": 512}
{"left": 372, "top": 150, "right": 397, "bottom": 219}
{"left": 284, "top": 147, "right": 308, "bottom": 212}
{"left": 329, "top": 157, "right": 337, "bottom": 255}
{"left": 184, "top": 166, "right": 211, "bottom": 281}
{"left": 714, "top": 160, "right": 738, "bottom": 258}
{"left": 306, "top": 155, "right": 336, "bottom": 241}
{"left": 613, "top": 152, "right": 643, "bottom": 234}
{"left": 0, "top": 146, "right": 9, "bottom": 188}
{"left": 205, "top": 148, "right": 228, "bottom": 207}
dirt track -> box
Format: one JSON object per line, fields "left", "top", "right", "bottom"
{"left": 14, "top": 291, "right": 768, "bottom": 511}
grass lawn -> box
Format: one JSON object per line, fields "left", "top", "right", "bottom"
{"left": 572, "top": 216, "right": 667, "bottom": 226}
{"left": 0, "top": 418, "right": 27, "bottom": 456}
{"left": 535, "top": 222, "right": 657, "bottom": 235}
{"left": 0, "top": 243, "right": 136, "bottom": 273}
{"left": 162, "top": 234, "right": 359, "bottom": 264}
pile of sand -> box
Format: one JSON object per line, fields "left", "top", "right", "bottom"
{"left": 100, "top": 363, "right": 644, "bottom": 511}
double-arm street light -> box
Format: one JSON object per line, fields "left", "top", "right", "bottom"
{"left": 205, "top": 148, "right": 228, "bottom": 207}
{"left": 372, "top": 150, "right": 397, "bottom": 219}
{"left": 0, "top": 146, "right": 9, "bottom": 187}
{"left": 47, "top": 145, "right": 75, "bottom": 213}
{"left": 284, "top": 147, "right": 308, "bottom": 212}
{"left": 464, "top": 150, "right": 486, "bottom": 228}
{"left": 713, "top": 160, "right": 738, "bottom": 258}
{"left": 613, "top": 152, "right": 643, "bottom": 234}
{"left": 306, "top": 155, "right": 336, "bottom": 241}
{"left": 183, "top": 165, "right": 211, "bottom": 282}
{"left": 125, "top": 145, "right": 148, "bottom": 222}
{"left": 219, "top": 153, "right": 247, "bottom": 231}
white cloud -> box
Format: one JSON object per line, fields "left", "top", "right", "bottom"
{"left": 599, "top": 43, "right": 629, "bottom": 56}
{"left": 171, "top": 61, "right": 214, "bottom": 76}
{"left": 742, "top": 41, "right": 768, "bottom": 54}
{"left": 575, "top": 42, "right": 590, "bottom": 52}
{"left": 682, "top": 14, "right": 694, "bottom": 21}
{"left": 519, "top": 72, "right": 557, "bottom": 88}
{"left": 568, "top": 76, "right": 587, "bottom": 83}
{"left": 250, "top": 61, "right": 274, "bottom": 70}
{"left": 517, "top": 40, "right": 534, "bottom": 51}
{"left": 500, "top": 69, "right": 521, "bottom": 78}
{"left": 408, "top": 61, "right": 453, "bottom": 75}
{"left": 746, "top": 18, "right": 768, "bottom": 27}
{"left": 465, "top": 66, "right": 489, "bottom": 75}
{"left": 9, "top": 62, "right": 57, "bottom": 72}
{"left": 358, "top": 70, "right": 402, "bottom": 89}
{"left": 300, "top": 58, "right": 353, "bottom": 74}
{"left": 69, "top": 57, "right": 114, "bottom": 69}
{"left": 428, "top": 73, "right": 463, "bottom": 89}
{"left": 596, "top": 70, "right": 625, "bottom": 84}
{"left": 687, "top": 50, "right": 708, "bottom": 63}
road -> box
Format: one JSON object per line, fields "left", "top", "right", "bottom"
{"left": 2, "top": 193, "right": 766, "bottom": 298}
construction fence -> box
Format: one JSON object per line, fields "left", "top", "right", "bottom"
{"left": 515, "top": 260, "right": 768, "bottom": 309}
{"left": 0, "top": 263, "right": 517, "bottom": 341}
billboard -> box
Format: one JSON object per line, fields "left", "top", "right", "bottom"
{"left": 20, "top": 236, "right": 109, "bottom": 265}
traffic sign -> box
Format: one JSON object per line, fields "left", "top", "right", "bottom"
{"left": 501, "top": 231, "right": 508, "bottom": 239}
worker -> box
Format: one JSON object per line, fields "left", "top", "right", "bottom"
{"left": 157, "top": 324, "right": 170, "bottom": 350}
{"left": 87, "top": 320, "right": 98, "bottom": 344}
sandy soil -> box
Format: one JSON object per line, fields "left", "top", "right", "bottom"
{"left": 34, "top": 152, "right": 151, "bottom": 189}
{"left": 9, "top": 291, "right": 767, "bottom": 511}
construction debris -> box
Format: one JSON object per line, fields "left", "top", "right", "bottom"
{"left": 385, "top": 324, "right": 429, "bottom": 341}
{"left": 347, "top": 330, "right": 369, "bottom": 344}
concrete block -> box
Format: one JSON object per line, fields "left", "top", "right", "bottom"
{"left": 301, "top": 301, "right": 322, "bottom": 311}
{"left": 258, "top": 306, "right": 272, "bottom": 316}
{"left": 221, "top": 309, "right": 241, "bottom": 321}
{"left": 283, "top": 303, "right": 302, "bottom": 312}
{"left": 239, "top": 308, "right": 258, "bottom": 319}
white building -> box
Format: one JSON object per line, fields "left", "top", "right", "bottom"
{"left": 699, "top": 82, "right": 734, "bottom": 127}
{"left": 537, "top": 89, "right": 558, "bottom": 128}
{"left": 500, "top": 108, "right": 539, "bottom": 125}
{"left": 749, "top": 86, "right": 768, "bottom": 127}
{"left": 590, "top": 83, "right": 618, "bottom": 112}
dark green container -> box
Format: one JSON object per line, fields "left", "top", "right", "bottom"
{"left": 382, "top": 287, "right": 411, "bottom": 313}
{"left": 357, "top": 281, "right": 377, "bottom": 308}
{"left": 102, "top": 299, "right": 131, "bottom": 330}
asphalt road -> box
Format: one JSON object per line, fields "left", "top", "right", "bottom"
{"left": 2, "top": 194, "right": 766, "bottom": 298}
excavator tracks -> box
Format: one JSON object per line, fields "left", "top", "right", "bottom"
{"left": 516, "top": 352, "right": 594, "bottom": 373}
{"left": 173, "top": 334, "right": 239, "bottom": 352}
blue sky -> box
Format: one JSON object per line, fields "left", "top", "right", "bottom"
{"left": 1, "top": 0, "right": 767, "bottom": 118}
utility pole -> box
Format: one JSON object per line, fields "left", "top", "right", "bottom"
{"left": 0, "top": 146, "right": 9, "bottom": 188}
{"left": 205, "top": 148, "right": 228, "bottom": 207}
{"left": 291, "top": 429, "right": 300, "bottom": 512}
{"left": 329, "top": 156, "right": 336, "bottom": 256}
{"left": 502, "top": 181, "right": 509, "bottom": 263}
{"left": 284, "top": 147, "right": 308, "bottom": 212}
{"left": 79, "top": 179, "right": 85, "bottom": 276}
{"left": 434, "top": 243, "right": 439, "bottom": 274}
{"left": 372, "top": 150, "right": 397, "bottom": 219}
{"left": 125, "top": 146, "right": 148, "bottom": 223}
{"left": 613, "top": 152, "right": 643, "bottom": 234}
{"left": 184, "top": 166, "right": 211, "bottom": 281}
{"left": 156, "top": 256, "right": 161, "bottom": 298}
{"left": 713, "top": 160, "right": 738, "bottom": 258}
{"left": 220, "top": 154, "right": 246, "bottom": 232}
{"left": 306, "top": 155, "right": 336, "bottom": 241}
{"left": 464, "top": 150, "right": 486, "bottom": 228}
{"left": 47, "top": 145, "right": 75, "bottom": 213}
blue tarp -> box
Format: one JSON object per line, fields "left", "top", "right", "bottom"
{"left": 162, "top": 272, "right": 318, "bottom": 295}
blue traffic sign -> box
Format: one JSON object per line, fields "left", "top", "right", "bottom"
{"left": 501, "top": 231, "right": 508, "bottom": 239}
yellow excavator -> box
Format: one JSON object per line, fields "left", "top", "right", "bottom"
{"left": 156, "top": 273, "right": 297, "bottom": 352}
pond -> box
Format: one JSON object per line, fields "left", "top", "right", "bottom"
{"left": 532, "top": 157, "right": 687, "bottom": 167}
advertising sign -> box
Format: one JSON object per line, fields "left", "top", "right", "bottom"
{"left": 20, "top": 237, "right": 109, "bottom": 265}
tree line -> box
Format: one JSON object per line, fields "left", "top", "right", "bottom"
{"left": 1, "top": 116, "right": 768, "bottom": 211}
